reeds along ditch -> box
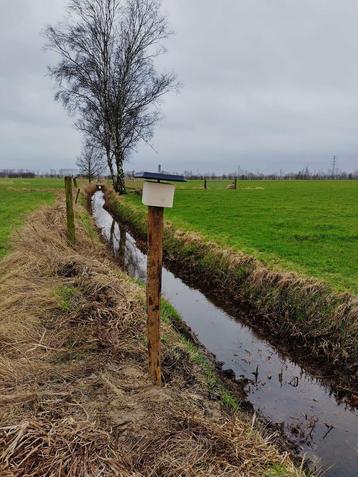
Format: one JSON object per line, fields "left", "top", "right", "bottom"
{"left": 0, "top": 194, "right": 307, "bottom": 477}
{"left": 104, "top": 188, "right": 358, "bottom": 387}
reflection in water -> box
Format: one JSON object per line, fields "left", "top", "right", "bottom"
{"left": 92, "top": 191, "right": 358, "bottom": 477}
{"left": 109, "top": 219, "right": 115, "bottom": 250}
{"left": 119, "top": 223, "right": 126, "bottom": 263}
{"left": 109, "top": 219, "right": 127, "bottom": 267}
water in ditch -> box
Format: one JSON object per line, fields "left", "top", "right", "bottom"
{"left": 92, "top": 191, "right": 358, "bottom": 477}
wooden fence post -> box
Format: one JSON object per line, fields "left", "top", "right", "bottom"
{"left": 64, "top": 176, "right": 75, "bottom": 246}
{"left": 204, "top": 178, "right": 207, "bottom": 190}
{"left": 75, "top": 188, "right": 81, "bottom": 204}
{"left": 146, "top": 205, "right": 164, "bottom": 385}
{"left": 73, "top": 177, "right": 78, "bottom": 188}
{"left": 234, "top": 177, "right": 237, "bottom": 189}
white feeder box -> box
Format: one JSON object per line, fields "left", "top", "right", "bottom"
{"left": 142, "top": 181, "right": 175, "bottom": 208}
{"left": 135, "top": 171, "right": 186, "bottom": 209}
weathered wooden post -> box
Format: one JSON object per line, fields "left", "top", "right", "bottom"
{"left": 75, "top": 188, "right": 81, "bottom": 204}
{"left": 146, "top": 205, "right": 163, "bottom": 384}
{"left": 234, "top": 177, "right": 237, "bottom": 190}
{"left": 73, "top": 177, "right": 78, "bottom": 188}
{"left": 204, "top": 178, "right": 207, "bottom": 190}
{"left": 135, "top": 171, "right": 186, "bottom": 385}
{"left": 64, "top": 176, "right": 75, "bottom": 246}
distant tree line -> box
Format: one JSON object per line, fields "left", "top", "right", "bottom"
{"left": 0, "top": 169, "right": 35, "bottom": 178}
{"left": 1, "top": 167, "right": 357, "bottom": 180}
{"left": 180, "top": 168, "right": 358, "bottom": 181}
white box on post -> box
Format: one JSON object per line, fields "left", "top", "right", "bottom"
{"left": 142, "top": 180, "right": 175, "bottom": 208}
{"left": 135, "top": 171, "right": 186, "bottom": 385}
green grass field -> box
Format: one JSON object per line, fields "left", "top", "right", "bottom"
{"left": 126, "top": 179, "right": 358, "bottom": 294}
{"left": 1, "top": 178, "right": 357, "bottom": 294}
{"left": 0, "top": 178, "right": 63, "bottom": 258}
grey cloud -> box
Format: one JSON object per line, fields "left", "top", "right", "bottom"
{"left": 0, "top": 0, "right": 81, "bottom": 171}
{"left": 1, "top": 0, "right": 358, "bottom": 173}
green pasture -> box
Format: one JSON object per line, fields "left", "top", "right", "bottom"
{"left": 125, "top": 179, "right": 358, "bottom": 294}
{"left": 0, "top": 178, "right": 63, "bottom": 258}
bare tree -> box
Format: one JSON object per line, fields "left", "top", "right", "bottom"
{"left": 45, "top": 0, "right": 177, "bottom": 194}
{"left": 76, "top": 143, "right": 107, "bottom": 182}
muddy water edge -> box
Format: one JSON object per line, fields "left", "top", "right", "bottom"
{"left": 91, "top": 191, "right": 358, "bottom": 477}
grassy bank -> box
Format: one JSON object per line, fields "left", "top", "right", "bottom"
{"left": 0, "top": 178, "right": 64, "bottom": 258}
{"left": 0, "top": 193, "right": 307, "bottom": 476}
{"left": 105, "top": 188, "right": 358, "bottom": 388}
{"left": 126, "top": 179, "right": 358, "bottom": 293}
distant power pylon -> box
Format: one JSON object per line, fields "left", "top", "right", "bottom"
{"left": 331, "top": 155, "right": 337, "bottom": 178}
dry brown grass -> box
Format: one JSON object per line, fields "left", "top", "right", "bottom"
{"left": 0, "top": 196, "right": 308, "bottom": 476}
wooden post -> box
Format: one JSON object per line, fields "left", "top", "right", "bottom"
{"left": 64, "top": 176, "right": 75, "bottom": 246}
{"left": 75, "top": 188, "right": 80, "bottom": 204}
{"left": 234, "top": 177, "right": 237, "bottom": 190}
{"left": 204, "top": 178, "right": 207, "bottom": 190}
{"left": 146, "top": 206, "right": 164, "bottom": 385}
{"left": 73, "top": 177, "right": 78, "bottom": 188}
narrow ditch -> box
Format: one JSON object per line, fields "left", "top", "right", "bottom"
{"left": 92, "top": 190, "right": 358, "bottom": 477}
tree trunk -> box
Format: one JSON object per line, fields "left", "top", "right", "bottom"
{"left": 116, "top": 168, "right": 126, "bottom": 195}
{"left": 113, "top": 148, "right": 126, "bottom": 195}
{"left": 106, "top": 146, "right": 119, "bottom": 192}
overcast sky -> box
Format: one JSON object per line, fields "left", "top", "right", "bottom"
{"left": 1, "top": 0, "right": 358, "bottom": 174}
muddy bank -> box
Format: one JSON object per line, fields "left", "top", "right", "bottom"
{"left": 104, "top": 188, "right": 358, "bottom": 399}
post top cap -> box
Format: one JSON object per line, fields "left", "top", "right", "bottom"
{"left": 134, "top": 171, "right": 187, "bottom": 182}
